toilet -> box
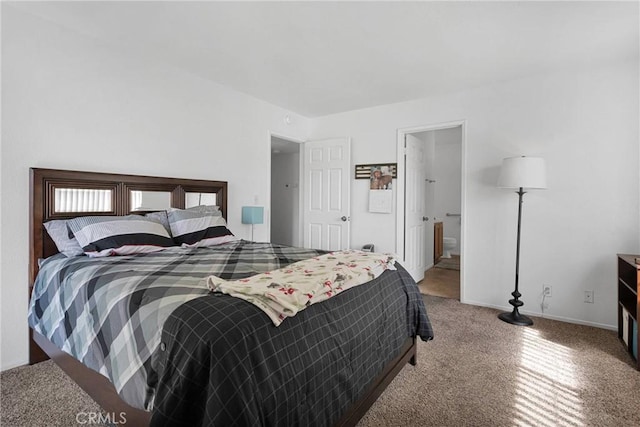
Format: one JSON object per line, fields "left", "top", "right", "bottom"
{"left": 442, "top": 237, "right": 456, "bottom": 258}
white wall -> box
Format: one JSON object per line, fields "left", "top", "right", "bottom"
{"left": 434, "top": 127, "right": 462, "bottom": 254}
{"left": 310, "top": 60, "right": 639, "bottom": 330}
{"left": 270, "top": 151, "right": 300, "bottom": 246}
{"left": 0, "top": 7, "right": 311, "bottom": 370}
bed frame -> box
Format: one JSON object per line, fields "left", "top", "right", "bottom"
{"left": 29, "top": 167, "right": 417, "bottom": 426}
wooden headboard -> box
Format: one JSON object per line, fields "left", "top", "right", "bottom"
{"left": 29, "top": 167, "right": 228, "bottom": 363}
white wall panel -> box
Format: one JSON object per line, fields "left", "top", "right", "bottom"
{"left": 327, "top": 224, "right": 342, "bottom": 251}
{"left": 309, "top": 170, "right": 323, "bottom": 211}
{"left": 309, "top": 223, "right": 322, "bottom": 249}
{"left": 328, "top": 169, "right": 342, "bottom": 212}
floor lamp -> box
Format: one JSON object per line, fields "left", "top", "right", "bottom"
{"left": 242, "top": 206, "right": 264, "bottom": 242}
{"left": 497, "top": 156, "right": 547, "bottom": 326}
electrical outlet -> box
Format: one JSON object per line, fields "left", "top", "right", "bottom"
{"left": 543, "top": 285, "right": 552, "bottom": 297}
{"left": 584, "top": 290, "right": 594, "bottom": 303}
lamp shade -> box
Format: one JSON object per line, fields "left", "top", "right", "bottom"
{"left": 497, "top": 156, "right": 547, "bottom": 189}
{"left": 241, "top": 206, "right": 264, "bottom": 224}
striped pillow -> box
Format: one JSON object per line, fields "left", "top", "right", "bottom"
{"left": 168, "top": 210, "right": 237, "bottom": 248}
{"left": 170, "top": 205, "right": 220, "bottom": 214}
{"left": 67, "top": 215, "right": 175, "bottom": 257}
{"left": 43, "top": 220, "right": 84, "bottom": 257}
{"left": 145, "top": 211, "right": 172, "bottom": 235}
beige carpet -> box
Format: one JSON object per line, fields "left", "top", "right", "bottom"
{"left": 418, "top": 267, "right": 460, "bottom": 300}
{"left": 359, "top": 296, "right": 640, "bottom": 427}
{"left": 1, "top": 356, "right": 103, "bottom": 426}
{"left": 2, "top": 296, "right": 640, "bottom": 427}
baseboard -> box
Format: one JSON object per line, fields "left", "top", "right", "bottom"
{"left": 537, "top": 312, "right": 616, "bottom": 331}
{"left": 1, "top": 358, "right": 28, "bottom": 372}
{"left": 460, "top": 299, "right": 616, "bottom": 331}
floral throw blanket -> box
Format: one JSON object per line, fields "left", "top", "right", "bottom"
{"left": 205, "top": 250, "right": 397, "bottom": 326}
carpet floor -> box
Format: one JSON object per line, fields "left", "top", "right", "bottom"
{"left": 418, "top": 267, "right": 460, "bottom": 300}
{"left": 2, "top": 295, "right": 640, "bottom": 426}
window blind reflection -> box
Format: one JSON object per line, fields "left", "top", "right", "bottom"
{"left": 54, "top": 188, "right": 112, "bottom": 212}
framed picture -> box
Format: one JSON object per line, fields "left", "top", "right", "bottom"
{"left": 355, "top": 163, "right": 397, "bottom": 182}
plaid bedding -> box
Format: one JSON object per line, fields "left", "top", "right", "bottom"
{"left": 28, "top": 240, "right": 433, "bottom": 425}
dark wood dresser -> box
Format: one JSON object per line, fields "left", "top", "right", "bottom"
{"left": 617, "top": 254, "right": 639, "bottom": 369}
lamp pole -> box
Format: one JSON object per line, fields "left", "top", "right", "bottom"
{"left": 498, "top": 187, "right": 533, "bottom": 326}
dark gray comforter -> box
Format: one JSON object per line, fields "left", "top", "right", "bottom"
{"left": 28, "top": 241, "right": 433, "bottom": 426}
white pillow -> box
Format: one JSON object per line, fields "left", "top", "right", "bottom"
{"left": 169, "top": 205, "right": 221, "bottom": 214}
{"left": 145, "top": 211, "right": 172, "bottom": 235}
{"left": 43, "top": 220, "right": 84, "bottom": 257}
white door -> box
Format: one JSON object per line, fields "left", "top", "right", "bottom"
{"left": 404, "top": 134, "right": 429, "bottom": 281}
{"left": 302, "top": 138, "right": 351, "bottom": 251}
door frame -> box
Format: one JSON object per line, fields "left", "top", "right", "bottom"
{"left": 267, "top": 131, "right": 305, "bottom": 246}
{"left": 395, "top": 120, "right": 467, "bottom": 302}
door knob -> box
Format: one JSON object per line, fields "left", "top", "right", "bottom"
{"left": 341, "top": 216, "right": 348, "bottom": 222}
{"left": 422, "top": 216, "right": 429, "bottom": 221}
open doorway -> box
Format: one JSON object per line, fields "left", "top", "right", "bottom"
{"left": 270, "top": 135, "right": 302, "bottom": 246}
{"left": 396, "top": 121, "right": 465, "bottom": 301}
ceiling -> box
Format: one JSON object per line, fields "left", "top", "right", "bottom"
{"left": 8, "top": 1, "right": 639, "bottom": 117}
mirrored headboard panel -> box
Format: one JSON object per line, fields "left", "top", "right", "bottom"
{"left": 130, "top": 190, "right": 172, "bottom": 212}
{"left": 30, "top": 168, "right": 228, "bottom": 284}
{"left": 185, "top": 192, "right": 217, "bottom": 209}
{"left": 54, "top": 188, "right": 115, "bottom": 213}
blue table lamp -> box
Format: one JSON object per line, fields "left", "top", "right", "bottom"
{"left": 242, "top": 206, "right": 264, "bottom": 242}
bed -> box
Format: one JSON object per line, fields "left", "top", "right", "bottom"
{"left": 28, "top": 168, "right": 433, "bottom": 426}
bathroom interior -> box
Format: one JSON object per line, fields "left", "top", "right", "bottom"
{"left": 414, "top": 126, "right": 462, "bottom": 300}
